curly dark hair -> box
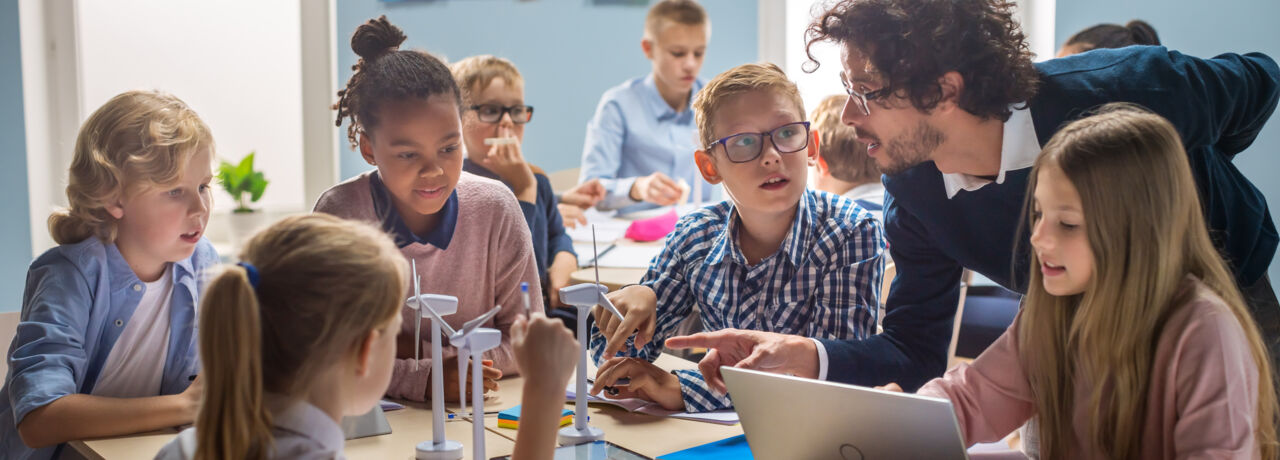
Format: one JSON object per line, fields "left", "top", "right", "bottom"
{"left": 334, "top": 15, "right": 462, "bottom": 149}
{"left": 805, "top": 0, "right": 1040, "bottom": 122}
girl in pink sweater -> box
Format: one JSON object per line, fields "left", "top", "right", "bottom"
{"left": 889, "top": 104, "right": 1278, "bottom": 459}
{"left": 316, "top": 16, "right": 542, "bottom": 404}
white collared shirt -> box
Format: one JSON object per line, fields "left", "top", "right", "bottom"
{"left": 156, "top": 396, "right": 347, "bottom": 460}
{"left": 940, "top": 104, "right": 1041, "bottom": 199}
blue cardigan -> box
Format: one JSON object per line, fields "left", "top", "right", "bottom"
{"left": 820, "top": 46, "right": 1279, "bottom": 390}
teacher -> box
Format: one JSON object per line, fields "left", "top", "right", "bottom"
{"left": 668, "top": 0, "right": 1280, "bottom": 391}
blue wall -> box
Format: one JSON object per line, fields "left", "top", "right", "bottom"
{"left": 1056, "top": 0, "right": 1280, "bottom": 285}
{"left": 336, "top": 0, "right": 758, "bottom": 179}
{"left": 0, "top": 0, "right": 31, "bottom": 313}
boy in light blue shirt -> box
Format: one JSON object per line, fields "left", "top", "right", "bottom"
{"left": 577, "top": 0, "right": 716, "bottom": 214}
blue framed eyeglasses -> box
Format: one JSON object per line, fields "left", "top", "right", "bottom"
{"left": 709, "top": 121, "right": 811, "bottom": 163}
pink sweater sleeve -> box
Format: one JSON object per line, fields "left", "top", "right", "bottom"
{"left": 483, "top": 184, "right": 545, "bottom": 378}
{"left": 917, "top": 315, "right": 1036, "bottom": 446}
{"left": 1168, "top": 299, "right": 1259, "bottom": 459}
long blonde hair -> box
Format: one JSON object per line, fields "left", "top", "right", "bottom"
{"left": 1018, "top": 103, "right": 1278, "bottom": 459}
{"left": 48, "top": 90, "right": 213, "bottom": 244}
{"left": 195, "top": 214, "right": 408, "bottom": 460}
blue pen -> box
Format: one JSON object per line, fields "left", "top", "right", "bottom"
{"left": 521, "top": 282, "right": 531, "bottom": 316}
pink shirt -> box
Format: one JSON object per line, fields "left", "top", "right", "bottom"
{"left": 919, "top": 276, "right": 1261, "bottom": 459}
{"left": 315, "top": 171, "right": 542, "bottom": 402}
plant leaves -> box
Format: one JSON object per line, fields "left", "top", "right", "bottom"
{"left": 247, "top": 171, "right": 268, "bottom": 202}
{"left": 235, "top": 152, "right": 255, "bottom": 181}
{"left": 217, "top": 161, "right": 242, "bottom": 194}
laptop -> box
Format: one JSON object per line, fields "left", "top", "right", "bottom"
{"left": 722, "top": 366, "right": 969, "bottom": 459}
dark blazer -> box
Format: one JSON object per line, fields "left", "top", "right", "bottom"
{"left": 820, "top": 46, "right": 1279, "bottom": 390}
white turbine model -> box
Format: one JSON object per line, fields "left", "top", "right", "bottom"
{"left": 413, "top": 281, "right": 503, "bottom": 460}
{"left": 407, "top": 263, "right": 464, "bottom": 460}
{"left": 555, "top": 225, "right": 624, "bottom": 445}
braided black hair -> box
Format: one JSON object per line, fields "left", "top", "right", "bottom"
{"left": 333, "top": 15, "right": 462, "bottom": 149}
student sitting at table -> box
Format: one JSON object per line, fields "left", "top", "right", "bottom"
{"left": 1, "top": 90, "right": 217, "bottom": 460}
{"left": 451, "top": 54, "right": 578, "bottom": 311}
{"left": 155, "top": 214, "right": 581, "bottom": 459}
{"left": 315, "top": 16, "right": 539, "bottom": 403}
{"left": 808, "top": 94, "right": 884, "bottom": 222}
{"left": 586, "top": 63, "right": 885, "bottom": 413}
{"left": 576, "top": 0, "right": 716, "bottom": 214}
{"left": 883, "top": 105, "right": 1278, "bottom": 458}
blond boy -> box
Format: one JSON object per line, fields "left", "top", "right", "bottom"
{"left": 810, "top": 94, "right": 885, "bottom": 221}
{"left": 586, "top": 64, "right": 885, "bottom": 412}
{"left": 575, "top": 0, "right": 716, "bottom": 213}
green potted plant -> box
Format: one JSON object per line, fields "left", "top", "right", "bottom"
{"left": 218, "top": 152, "right": 270, "bottom": 243}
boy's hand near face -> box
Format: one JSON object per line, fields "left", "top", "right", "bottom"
{"left": 594, "top": 284, "right": 659, "bottom": 358}
{"left": 630, "top": 172, "right": 683, "bottom": 206}
{"left": 590, "top": 357, "right": 684, "bottom": 411}
{"left": 482, "top": 125, "right": 537, "bottom": 203}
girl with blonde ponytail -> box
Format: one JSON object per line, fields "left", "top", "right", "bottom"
{"left": 1, "top": 90, "right": 218, "bottom": 460}
{"left": 157, "top": 213, "right": 585, "bottom": 459}
{"left": 157, "top": 214, "right": 408, "bottom": 459}
{"left": 890, "top": 104, "right": 1278, "bottom": 458}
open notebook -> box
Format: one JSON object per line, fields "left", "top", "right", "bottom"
{"left": 565, "top": 379, "right": 739, "bottom": 425}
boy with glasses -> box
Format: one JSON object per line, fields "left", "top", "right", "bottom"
{"left": 452, "top": 55, "right": 580, "bottom": 311}
{"left": 584, "top": 63, "right": 885, "bottom": 413}
{"left": 669, "top": 0, "right": 1280, "bottom": 396}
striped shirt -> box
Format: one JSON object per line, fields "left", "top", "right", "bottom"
{"left": 589, "top": 189, "right": 885, "bottom": 412}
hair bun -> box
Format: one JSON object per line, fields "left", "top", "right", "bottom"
{"left": 351, "top": 15, "right": 407, "bottom": 61}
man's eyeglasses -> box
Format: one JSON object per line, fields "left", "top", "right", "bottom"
{"left": 709, "top": 121, "right": 811, "bottom": 163}
{"left": 840, "top": 71, "right": 891, "bottom": 116}
{"left": 469, "top": 104, "right": 534, "bottom": 124}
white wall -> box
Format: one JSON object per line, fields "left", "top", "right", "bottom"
{"left": 71, "top": 0, "right": 307, "bottom": 228}
{"left": 21, "top": 0, "right": 309, "bottom": 257}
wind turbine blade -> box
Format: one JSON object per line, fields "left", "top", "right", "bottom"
{"left": 455, "top": 305, "right": 502, "bottom": 340}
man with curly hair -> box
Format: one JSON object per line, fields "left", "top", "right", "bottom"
{"left": 667, "top": 0, "right": 1280, "bottom": 392}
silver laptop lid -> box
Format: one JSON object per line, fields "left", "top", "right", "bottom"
{"left": 722, "top": 366, "right": 969, "bottom": 460}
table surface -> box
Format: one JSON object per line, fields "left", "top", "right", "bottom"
{"left": 70, "top": 354, "right": 739, "bottom": 460}
{"left": 71, "top": 401, "right": 515, "bottom": 460}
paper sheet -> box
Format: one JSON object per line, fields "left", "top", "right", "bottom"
{"left": 566, "top": 381, "right": 740, "bottom": 425}
{"left": 591, "top": 244, "right": 662, "bottom": 269}
{"left": 566, "top": 208, "right": 629, "bottom": 243}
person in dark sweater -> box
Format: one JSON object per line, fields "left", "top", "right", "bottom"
{"left": 451, "top": 55, "right": 578, "bottom": 311}
{"left": 667, "top": 0, "right": 1279, "bottom": 392}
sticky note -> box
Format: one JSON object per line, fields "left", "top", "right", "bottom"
{"left": 496, "top": 405, "right": 574, "bottom": 429}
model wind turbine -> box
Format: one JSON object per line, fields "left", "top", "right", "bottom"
{"left": 407, "top": 264, "right": 464, "bottom": 460}
{"left": 413, "top": 287, "right": 503, "bottom": 460}
{"left": 556, "top": 225, "right": 624, "bottom": 445}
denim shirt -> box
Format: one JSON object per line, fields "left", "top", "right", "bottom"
{"left": 0, "top": 236, "right": 217, "bottom": 460}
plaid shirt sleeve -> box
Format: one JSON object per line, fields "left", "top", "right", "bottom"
{"left": 808, "top": 213, "right": 885, "bottom": 339}
{"left": 589, "top": 226, "right": 696, "bottom": 366}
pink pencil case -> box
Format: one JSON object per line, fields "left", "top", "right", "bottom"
{"left": 624, "top": 209, "right": 678, "bottom": 242}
